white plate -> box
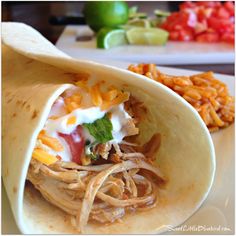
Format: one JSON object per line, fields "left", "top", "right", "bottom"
{"left": 2, "top": 65, "right": 234, "bottom": 234}
{"left": 55, "top": 26, "right": 234, "bottom": 65}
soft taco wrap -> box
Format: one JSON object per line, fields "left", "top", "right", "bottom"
{"left": 2, "top": 22, "right": 215, "bottom": 234}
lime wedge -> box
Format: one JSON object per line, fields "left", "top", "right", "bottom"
{"left": 129, "top": 12, "right": 147, "bottom": 19}
{"left": 154, "top": 9, "right": 170, "bottom": 17}
{"left": 150, "top": 18, "right": 166, "bottom": 27}
{"left": 126, "top": 27, "right": 169, "bottom": 45}
{"left": 97, "top": 27, "right": 128, "bottom": 49}
{"left": 129, "top": 6, "right": 138, "bottom": 15}
{"left": 127, "top": 18, "right": 151, "bottom": 28}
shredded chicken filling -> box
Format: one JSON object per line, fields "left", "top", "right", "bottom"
{"left": 27, "top": 90, "right": 165, "bottom": 233}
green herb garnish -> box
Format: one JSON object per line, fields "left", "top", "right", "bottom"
{"left": 83, "top": 115, "right": 113, "bottom": 143}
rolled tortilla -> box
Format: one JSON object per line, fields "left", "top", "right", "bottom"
{"left": 2, "top": 22, "right": 215, "bottom": 234}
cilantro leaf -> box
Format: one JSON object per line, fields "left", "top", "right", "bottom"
{"left": 83, "top": 115, "right": 113, "bottom": 143}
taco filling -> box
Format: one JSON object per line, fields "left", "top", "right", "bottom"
{"left": 27, "top": 77, "right": 165, "bottom": 233}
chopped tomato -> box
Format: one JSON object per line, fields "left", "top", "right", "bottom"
{"left": 196, "top": 2, "right": 221, "bottom": 8}
{"left": 221, "top": 33, "right": 235, "bottom": 44}
{"left": 169, "top": 29, "right": 194, "bottom": 41}
{"left": 208, "top": 17, "right": 233, "bottom": 33}
{"left": 224, "top": 1, "right": 235, "bottom": 16}
{"left": 179, "top": 2, "right": 197, "bottom": 11}
{"left": 59, "top": 126, "right": 85, "bottom": 165}
{"left": 213, "top": 6, "right": 231, "bottom": 19}
{"left": 196, "top": 32, "right": 220, "bottom": 43}
{"left": 160, "top": 1, "right": 235, "bottom": 44}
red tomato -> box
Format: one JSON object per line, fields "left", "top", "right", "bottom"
{"left": 180, "top": 2, "right": 197, "bottom": 11}
{"left": 197, "top": 8, "right": 212, "bottom": 22}
{"left": 196, "top": 32, "right": 220, "bottom": 42}
{"left": 59, "top": 126, "right": 85, "bottom": 165}
{"left": 224, "top": 2, "right": 235, "bottom": 16}
{"left": 196, "top": 2, "right": 221, "bottom": 8}
{"left": 161, "top": 1, "right": 234, "bottom": 44}
{"left": 213, "top": 6, "right": 231, "bottom": 19}
{"left": 179, "top": 29, "right": 194, "bottom": 41}
{"left": 194, "top": 21, "right": 208, "bottom": 34}
{"left": 163, "top": 12, "right": 192, "bottom": 30}
{"left": 221, "top": 33, "right": 235, "bottom": 44}
{"left": 208, "top": 17, "right": 233, "bottom": 33}
{"left": 169, "top": 31, "right": 180, "bottom": 41}
{"left": 169, "top": 29, "right": 194, "bottom": 41}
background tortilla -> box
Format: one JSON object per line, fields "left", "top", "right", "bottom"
{"left": 2, "top": 22, "right": 215, "bottom": 234}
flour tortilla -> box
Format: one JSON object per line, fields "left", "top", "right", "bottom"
{"left": 2, "top": 22, "right": 216, "bottom": 234}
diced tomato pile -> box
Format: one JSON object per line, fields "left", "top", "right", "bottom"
{"left": 160, "top": 1, "right": 235, "bottom": 44}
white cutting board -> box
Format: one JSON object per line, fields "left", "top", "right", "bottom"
{"left": 56, "top": 26, "right": 234, "bottom": 65}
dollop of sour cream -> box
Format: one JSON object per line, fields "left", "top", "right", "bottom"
{"left": 43, "top": 97, "right": 132, "bottom": 161}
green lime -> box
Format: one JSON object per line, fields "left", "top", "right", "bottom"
{"left": 97, "top": 27, "right": 128, "bottom": 49}
{"left": 126, "top": 27, "right": 169, "bottom": 45}
{"left": 83, "top": 1, "right": 129, "bottom": 32}
{"left": 127, "top": 18, "right": 151, "bottom": 28}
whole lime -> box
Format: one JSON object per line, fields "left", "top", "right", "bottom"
{"left": 83, "top": 1, "right": 129, "bottom": 32}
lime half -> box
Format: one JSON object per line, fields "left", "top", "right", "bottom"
{"left": 126, "top": 27, "right": 169, "bottom": 45}
{"left": 97, "top": 28, "right": 128, "bottom": 49}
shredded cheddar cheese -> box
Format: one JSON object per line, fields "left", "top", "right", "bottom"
{"left": 67, "top": 116, "right": 76, "bottom": 125}
{"left": 65, "top": 93, "right": 82, "bottom": 113}
{"left": 48, "top": 116, "right": 59, "bottom": 120}
{"left": 32, "top": 148, "right": 58, "bottom": 165}
{"left": 101, "top": 91, "right": 130, "bottom": 111}
{"left": 75, "top": 78, "right": 89, "bottom": 92}
{"left": 90, "top": 83, "right": 103, "bottom": 107}
{"left": 102, "top": 89, "right": 118, "bottom": 101}
{"left": 38, "top": 133, "right": 63, "bottom": 151}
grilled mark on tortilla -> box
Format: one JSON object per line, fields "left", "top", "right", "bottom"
{"left": 13, "top": 186, "right": 17, "bottom": 193}
{"left": 26, "top": 104, "right": 31, "bottom": 111}
{"left": 7, "top": 98, "right": 14, "bottom": 103}
{"left": 4, "top": 168, "right": 9, "bottom": 178}
{"left": 25, "top": 59, "right": 34, "bottom": 64}
{"left": 31, "top": 110, "right": 39, "bottom": 119}
{"left": 22, "top": 101, "right": 27, "bottom": 107}
{"left": 16, "top": 100, "right": 22, "bottom": 105}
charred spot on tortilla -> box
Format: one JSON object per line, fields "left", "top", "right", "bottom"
{"left": 16, "top": 100, "right": 22, "bottom": 105}
{"left": 13, "top": 186, "right": 17, "bottom": 193}
{"left": 31, "top": 110, "right": 38, "bottom": 119}
{"left": 12, "top": 113, "right": 17, "bottom": 118}
{"left": 7, "top": 98, "right": 13, "bottom": 104}
{"left": 26, "top": 104, "right": 31, "bottom": 111}
{"left": 25, "top": 59, "right": 34, "bottom": 64}
{"left": 22, "top": 101, "right": 27, "bottom": 107}
{"left": 5, "top": 91, "right": 11, "bottom": 97}
{"left": 4, "top": 168, "right": 9, "bottom": 178}
{"left": 174, "top": 114, "right": 180, "bottom": 120}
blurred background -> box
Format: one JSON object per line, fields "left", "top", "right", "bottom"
{"left": 2, "top": 1, "right": 176, "bottom": 43}
{"left": 2, "top": 1, "right": 234, "bottom": 74}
